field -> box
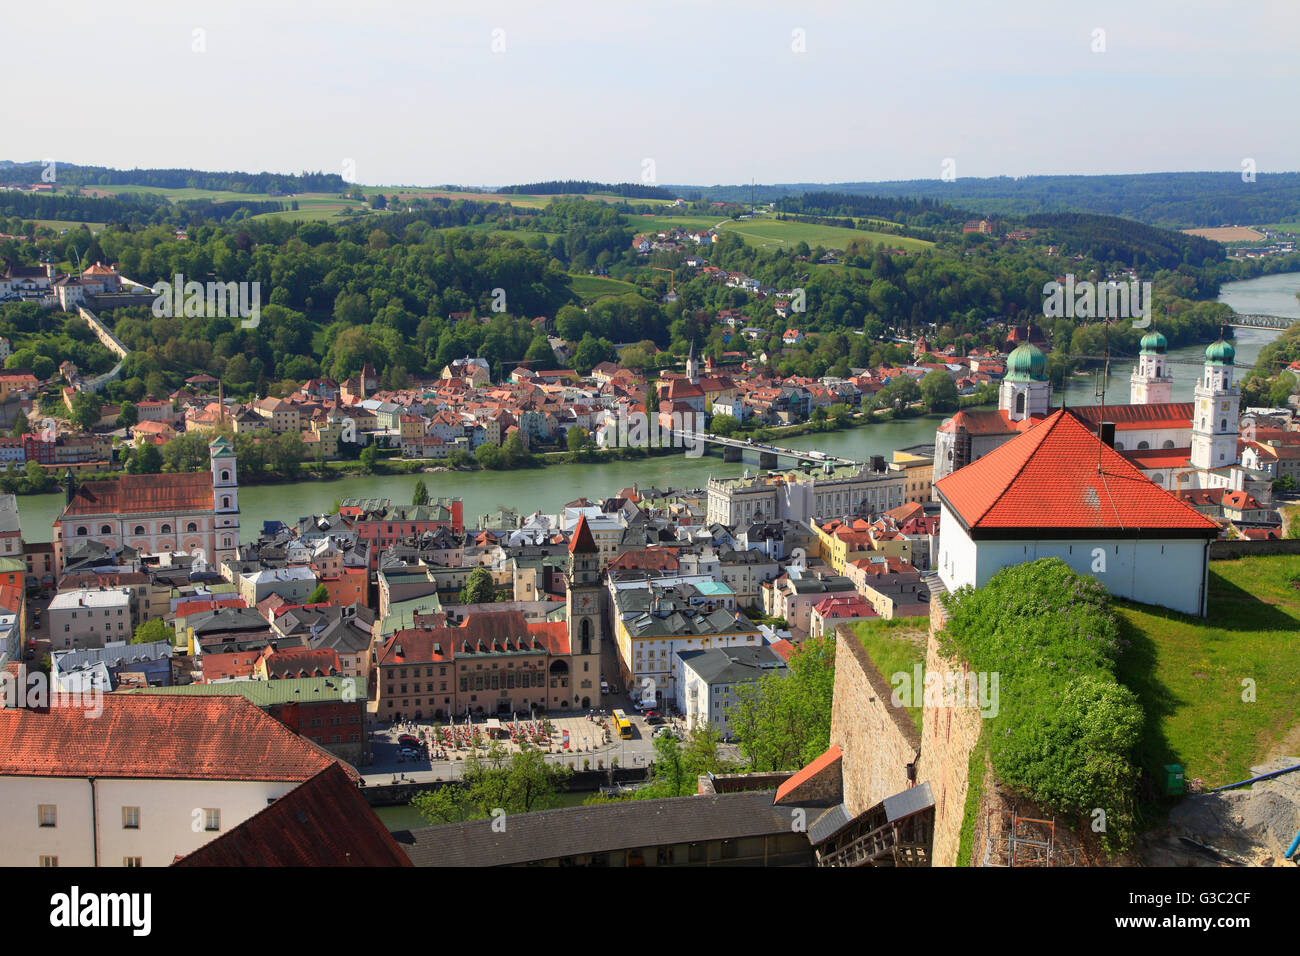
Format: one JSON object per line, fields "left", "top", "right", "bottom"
{"left": 627, "top": 213, "right": 932, "bottom": 251}
{"left": 29, "top": 219, "right": 107, "bottom": 233}
{"left": 1116, "top": 553, "right": 1300, "bottom": 792}
{"left": 1181, "top": 225, "right": 1265, "bottom": 242}
{"left": 569, "top": 274, "right": 639, "bottom": 302}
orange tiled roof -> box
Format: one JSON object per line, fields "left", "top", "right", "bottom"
{"left": 0, "top": 695, "right": 343, "bottom": 781}
{"left": 61, "top": 472, "right": 214, "bottom": 517}
{"left": 934, "top": 410, "right": 1220, "bottom": 535}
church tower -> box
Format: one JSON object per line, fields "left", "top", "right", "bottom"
{"left": 1130, "top": 329, "right": 1173, "bottom": 405}
{"left": 566, "top": 514, "right": 604, "bottom": 709}
{"left": 685, "top": 342, "right": 699, "bottom": 385}
{"left": 999, "top": 341, "right": 1051, "bottom": 422}
{"left": 1190, "top": 338, "right": 1239, "bottom": 472}
{"left": 209, "top": 435, "right": 240, "bottom": 567}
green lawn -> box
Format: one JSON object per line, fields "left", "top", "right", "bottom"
{"left": 569, "top": 274, "right": 639, "bottom": 302}
{"left": 626, "top": 213, "right": 932, "bottom": 251}
{"left": 852, "top": 616, "right": 930, "bottom": 732}
{"left": 718, "top": 217, "right": 932, "bottom": 251}
{"left": 1116, "top": 554, "right": 1300, "bottom": 793}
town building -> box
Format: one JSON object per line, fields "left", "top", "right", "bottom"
{"left": 934, "top": 409, "right": 1221, "bottom": 616}
{"left": 52, "top": 437, "right": 240, "bottom": 574}
{"left": 0, "top": 694, "right": 348, "bottom": 867}
{"left": 676, "top": 645, "right": 787, "bottom": 740}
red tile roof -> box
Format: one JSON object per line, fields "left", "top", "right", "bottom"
{"left": 568, "top": 514, "right": 597, "bottom": 554}
{"left": 174, "top": 763, "right": 411, "bottom": 867}
{"left": 934, "top": 410, "right": 1220, "bottom": 536}
{"left": 774, "top": 744, "right": 842, "bottom": 804}
{"left": 1068, "top": 402, "right": 1194, "bottom": 431}
{"left": 60, "top": 472, "right": 214, "bottom": 518}
{"left": 0, "top": 695, "right": 345, "bottom": 781}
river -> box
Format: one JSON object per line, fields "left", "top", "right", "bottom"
{"left": 16, "top": 273, "right": 1299, "bottom": 542}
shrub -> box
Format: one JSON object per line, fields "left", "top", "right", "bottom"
{"left": 941, "top": 558, "right": 1142, "bottom": 852}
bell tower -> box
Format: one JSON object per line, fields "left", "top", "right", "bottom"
{"left": 1190, "top": 338, "right": 1239, "bottom": 473}
{"left": 209, "top": 435, "right": 240, "bottom": 567}
{"left": 566, "top": 515, "right": 602, "bottom": 654}
{"left": 566, "top": 514, "right": 604, "bottom": 709}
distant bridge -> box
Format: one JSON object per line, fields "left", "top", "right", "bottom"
{"left": 677, "top": 430, "right": 860, "bottom": 469}
{"left": 1226, "top": 313, "right": 1295, "bottom": 330}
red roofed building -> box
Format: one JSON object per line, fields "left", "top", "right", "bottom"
{"left": 52, "top": 436, "right": 239, "bottom": 574}
{"left": 934, "top": 409, "right": 1220, "bottom": 616}
{"left": 0, "top": 694, "right": 349, "bottom": 867}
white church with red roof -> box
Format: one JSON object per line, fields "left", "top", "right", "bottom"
{"left": 934, "top": 409, "right": 1221, "bottom": 616}
{"left": 933, "top": 330, "right": 1271, "bottom": 505}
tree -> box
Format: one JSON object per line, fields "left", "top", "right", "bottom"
{"left": 413, "top": 478, "right": 429, "bottom": 506}
{"left": 920, "top": 368, "right": 959, "bottom": 413}
{"left": 132, "top": 618, "right": 174, "bottom": 645}
{"left": 306, "top": 584, "right": 330, "bottom": 604}
{"left": 116, "top": 401, "right": 139, "bottom": 429}
{"left": 566, "top": 426, "right": 588, "bottom": 454}
{"left": 359, "top": 445, "right": 377, "bottom": 473}
{"left": 731, "top": 635, "right": 836, "bottom": 771}
{"left": 410, "top": 742, "right": 571, "bottom": 824}
{"left": 710, "top": 413, "right": 739, "bottom": 437}
{"left": 69, "top": 391, "right": 102, "bottom": 431}
{"left": 458, "top": 566, "right": 496, "bottom": 605}
{"left": 9, "top": 409, "right": 28, "bottom": 438}
{"left": 126, "top": 442, "right": 163, "bottom": 474}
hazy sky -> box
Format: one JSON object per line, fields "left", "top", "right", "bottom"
{"left": 6, "top": 0, "right": 1298, "bottom": 188}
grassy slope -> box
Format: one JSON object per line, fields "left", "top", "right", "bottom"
{"left": 851, "top": 616, "right": 929, "bottom": 733}
{"left": 1116, "top": 554, "right": 1300, "bottom": 792}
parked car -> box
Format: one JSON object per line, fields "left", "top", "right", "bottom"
{"left": 645, "top": 714, "right": 664, "bottom": 726}
{"left": 400, "top": 747, "right": 422, "bottom": 759}
{"left": 653, "top": 726, "right": 676, "bottom": 739}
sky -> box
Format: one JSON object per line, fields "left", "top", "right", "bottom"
{"left": 4, "top": 0, "right": 1298, "bottom": 188}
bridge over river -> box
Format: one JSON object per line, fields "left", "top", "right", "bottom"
{"left": 677, "top": 430, "right": 861, "bottom": 470}
{"left": 1226, "top": 313, "right": 1294, "bottom": 330}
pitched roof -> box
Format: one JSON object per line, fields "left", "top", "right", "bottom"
{"left": 394, "top": 790, "right": 797, "bottom": 866}
{"left": 60, "top": 472, "right": 214, "bottom": 518}
{"left": 174, "top": 764, "right": 411, "bottom": 867}
{"left": 775, "top": 744, "right": 842, "bottom": 804}
{"left": 0, "top": 695, "right": 345, "bottom": 781}
{"left": 568, "top": 514, "right": 598, "bottom": 554}
{"left": 933, "top": 409, "right": 1220, "bottom": 537}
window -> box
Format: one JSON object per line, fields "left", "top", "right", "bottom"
{"left": 122, "top": 806, "right": 140, "bottom": 829}
{"left": 100, "top": 524, "right": 113, "bottom": 534}
{"left": 40, "top": 856, "right": 58, "bottom": 867}
{"left": 160, "top": 524, "right": 171, "bottom": 535}
{"left": 202, "top": 808, "right": 220, "bottom": 831}
{"left": 76, "top": 526, "right": 87, "bottom": 536}
{"left": 186, "top": 522, "right": 198, "bottom": 533}
{"left": 134, "top": 525, "right": 145, "bottom": 535}
{"left": 123, "top": 857, "right": 142, "bottom": 867}
{"left": 38, "top": 804, "right": 56, "bottom": 827}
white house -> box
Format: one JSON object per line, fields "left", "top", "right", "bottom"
{"left": 0, "top": 694, "right": 349, "bottom": 867}
{"left": 933, "top": 409, "right": 1221, "bottom": 616}
{"left": 675, "top": 645, "right": 787, "bottom": 741}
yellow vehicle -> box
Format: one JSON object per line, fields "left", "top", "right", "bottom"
{"left": 611, "top": 709, "right": 632, "bottom": 739}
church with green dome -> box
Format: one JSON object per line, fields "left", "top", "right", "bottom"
{"left": 934, "top": 325, "right": 1268, "bottom": 505}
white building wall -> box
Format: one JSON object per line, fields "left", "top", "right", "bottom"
{"left": 0, "top": 776, "right": 301, "bottom": 867}
{"left": 938, "top": 504, "right": 1209, "bottom": 616}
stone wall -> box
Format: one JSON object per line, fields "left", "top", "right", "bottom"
{"left": 915, "top": 597, "right": 986, "bottom": 867}
{"left": 830, "top": 624, "right": 920, "bottom": 818}
{"left": 1210, "top": 539, "right": 1300, "bottom": 560}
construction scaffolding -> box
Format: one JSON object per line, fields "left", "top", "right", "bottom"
{"left": 983, "top": 808, "right": 1087, "bottom": 867}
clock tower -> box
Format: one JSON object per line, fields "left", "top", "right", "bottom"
{"left": 566, "top": 515, "right": 604, "bottom": 708}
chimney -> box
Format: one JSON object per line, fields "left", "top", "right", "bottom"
{"left": 1098, "top": 422, "right": 1115, "bottom": 448}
